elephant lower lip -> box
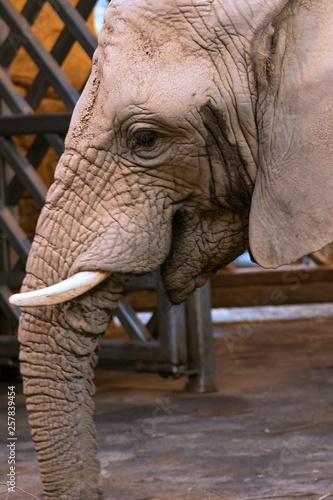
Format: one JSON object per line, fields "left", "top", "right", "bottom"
{"left": 62, "top": 274, "right": 125, "bottom": 335}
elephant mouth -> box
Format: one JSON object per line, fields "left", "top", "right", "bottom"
{"left": 9, "top": 271, "right": 110, "bottom": 308}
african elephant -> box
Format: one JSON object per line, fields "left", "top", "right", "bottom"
{"left": 10, "top": 0, "right": 333, "bottom": 497}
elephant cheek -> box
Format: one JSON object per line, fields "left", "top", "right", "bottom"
{"left": 162, "top": 233, "right": 205, "bottom": 304}
{"left": 162, "top": 250, "right": 213, "bottom": 304}
{"left": 163, "top": 212, "right": 248, "bottom": 303}
{"left": 163, "top": 274, "right": 196, "bottom": 304}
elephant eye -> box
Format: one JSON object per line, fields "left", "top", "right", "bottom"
{"left": 131, "top": 130, "right": 159, "bottom": 150}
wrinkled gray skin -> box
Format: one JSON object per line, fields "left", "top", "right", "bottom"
{"left": 19, "top": 0, "right": 333, "bottom": 497}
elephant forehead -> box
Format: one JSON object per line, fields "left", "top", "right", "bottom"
{"left": 96, "top": 41, "right": 212, "bottom": 125}
{"left": 101, "top": 0, "right": 280, "bottom": 51}
{"left": 101, "top": 0, "right": 187, "bottom": 54}
{"left": 100, "top": 0, "right": 245, "bottom": 59}
{"left": 109, "top": 58, "right": 209, "bottom": 107}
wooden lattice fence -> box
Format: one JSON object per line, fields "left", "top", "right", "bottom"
{"left": 0, "top": 0, "right": 98, "bottom": 334}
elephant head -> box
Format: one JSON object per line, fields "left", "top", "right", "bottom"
{"left": 10, "top": 0, "right": 333, "bottom": 497}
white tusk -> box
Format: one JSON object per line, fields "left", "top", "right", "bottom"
{"left": 9, "top": 271, "right": 110, "bottom": 307}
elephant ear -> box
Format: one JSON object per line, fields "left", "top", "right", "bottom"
{"left": 249, "top": 1, "right": 333, "bottom": 268}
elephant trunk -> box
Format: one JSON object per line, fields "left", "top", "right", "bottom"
{"left": 17, "top": 191, "right": 124, "bottom": 497}
{"left": 20, "top": 315, "right": 101, "bottom": 498}
{"left": 19, "top": 263, "right": 121, "bottom": 498}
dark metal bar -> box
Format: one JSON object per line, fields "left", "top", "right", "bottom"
{"left": 0, "top": 0, "right": 79, "bottom": 109}
{"left": 98, "top": 359, "right": 187, "bottom": 375}
{"left": 185, "top": 282, "right": 217, "bottom": 393}
{"left": 156, "top": 276, "right": 187, "bottom": 366}
{"left": 146, "top": 309, "right": 159, "bottom": 338}
{"left": 115, "top": 297, "right": 153, "bottom": 342}
{"left": 0, "top": 113, "right": 71, "bottom": 135}
{"left": 0, "top": 136, "right": 47, "bottom": 207}
{"left": 98, "top": 338, "right": 183, "bottom": 367}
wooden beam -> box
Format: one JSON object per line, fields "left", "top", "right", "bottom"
{"left": 125, "top": 266, "right": 333, "bottom": 311}
{"left": 211, "top": 265, "right": 333, "bottom": 308}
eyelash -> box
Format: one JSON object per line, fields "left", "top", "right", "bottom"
{"left": 130, "top": 130, "right": 159, "bottom": 150}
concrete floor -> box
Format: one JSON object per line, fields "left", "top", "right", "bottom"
{"left": 1, "top": 317, "right": 333, "bottom": 499}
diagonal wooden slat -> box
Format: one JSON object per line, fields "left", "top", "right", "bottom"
{"left": 48, "top": 0, "right": 97, "bottom": 57}
{"left": 0, "top": 67, "right": 64, "bottom": 202}
{"left": 0, "top": 205, "right": 31, "bottom": 261}
{"left": 0, "top": 0, "right": 47, "bottom": 67}
{"left": 25, "top": 0, "right": 97, "bottom": 109}
{"left": 0, "top": 136, "right": 48, "bottom": 207}
{"left": 0, "top": 0, "right": 94, "bottom": 334}
{"left": 0, "top": 0, "right": 80, "bottom": 109}
{"left": 0, "top": 284, "right": 21, "bottom": 324}
{"left": 0, "top": 66, "right": 33, "bottom": 114}
{"left": 6, "top": 133, "right": 63, "bottom": 205}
